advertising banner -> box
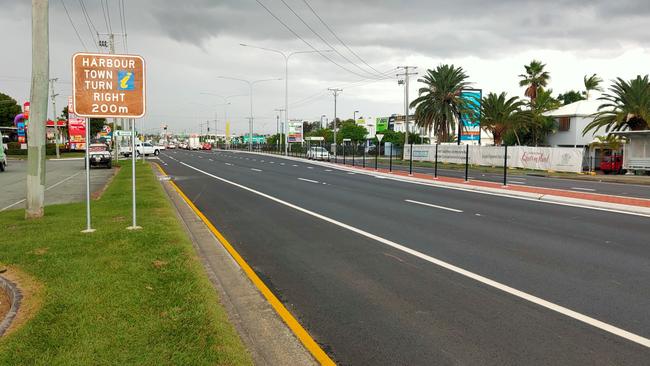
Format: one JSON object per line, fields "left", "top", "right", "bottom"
{"left": 460, "top": 90, "right": 481, "bottom": 142}
{"left": 68, "top": 119, "right": 87, "bottom": 150}
{"left": 376, "top": 117, "right": 389, "bottom": 132}
{"left": 404, "top": 144, "right": 584, "bottom": 173}
{"left": 288, "top": 120, "right": 303, "bottom": 143}
{"left": 356, "top": 118, "right": 366, "bottom": 126}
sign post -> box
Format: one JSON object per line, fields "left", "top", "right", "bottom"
{"left": 375, "top": 133, "right": 384, "bottom": 171}
{"left": 72, "top": 52, "right": 146, "bottom": 231}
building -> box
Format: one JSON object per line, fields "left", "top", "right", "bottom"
{"left": 545, "top": 100, "right": 608, "bottom": 148}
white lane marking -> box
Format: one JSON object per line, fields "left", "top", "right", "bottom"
{"left": 509, "top": 181, "right": 526, "bottom": 185}
{"left": 1, "top": 171, "right": 83, "bottom": 212}
{"left": 251, "top": 168, "right": 262, "bottom": 172}
{"left": 269, "top": 161, "right": 275, "bottom": 164}
{"left": 209, "top": 159, "right": 214, "bottom": 161}
{"left": 180, "top": 159, "right": 650, "bottom": 349}
{"left": 347, "top": 172, "right": 356, "bottom": 175}
{"left": 298, "top": 177, "right": 320, "bottom": 184}
{"left": 307, "top": 166, "right": 314, "bottom": 169}
{"left": 572, "top": 187, "right": 596, "bottom": 192}
{"left": 225, "top": 163, "right": 233, "bottom": 166}
{"left": 405, "top": 199, "right": 463, "bottom": 213}
{"left": 280, "top": 163, "right": 285, "bottom": 165}
{"left": 292, "top": 164, "right": 298, "bottom": 167}
{"left": 325, "top": 169, "right": 332, "bottom": 172}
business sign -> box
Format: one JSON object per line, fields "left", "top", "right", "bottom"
{"left": 242, "top": 135, "right": 266, "bottom": 144}
{"left": 68, "top": 119, "right": 87, "bottom": 150}
{"left": 115, "top": 130, "right": 132, "bottom": 137}
{"left": 388, "top": 115, "right": 396, "bottom": 131}
{"left": 288, "top": 120, "right": 303, "bottom": 143}
{"left": 460, "top": 90, "right": 482, "bottom": 142}
{"left": 356, "top": 118, "right": 366, "bottom": 126}
{"left": 376, "top": 117, "right": 389, "bottom": 132}
{"left": 72, "top": 52, "right": 146, "bottom": 118}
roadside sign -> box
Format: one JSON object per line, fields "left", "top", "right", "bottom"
{"left": 115, "top": 130, "right": 132, "bottom": 136}
{"left": 72, "top": 52, "right": 146, "bottom": 118}
{"left": 376, "top": 133, "right": 384, "bottom": 142}
{"left": 305, "top": 136, "right": 324, "bottom": 141}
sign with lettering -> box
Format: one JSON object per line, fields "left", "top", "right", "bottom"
{"left": 72, "top": 52, "right": 146, "bottom": 118}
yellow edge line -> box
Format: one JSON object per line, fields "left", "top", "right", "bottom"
{"left": 155, "top": 163, "right": 336, "bottom": 366}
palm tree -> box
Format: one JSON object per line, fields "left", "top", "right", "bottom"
{"left": 480, "top": 92, "right": 525, "bottom": 145}
{"left": 583, "top": 75, "right": 650, "bottom": 135}
{"left": 584, "top": 74, "right": 603, "bottom": 99}
{"left": 518, "top": 60, "right": 550, "bottom": 104}
{"left": 410, "top": 64, "right": 473, "bottom": 142}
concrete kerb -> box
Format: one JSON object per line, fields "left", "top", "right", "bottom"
{"left": 225, "top": 150, "right": 650, "bottom": 217}
{"left": 0, "top": 276, "right": 22, "bottom": 337}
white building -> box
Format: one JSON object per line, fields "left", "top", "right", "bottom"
{"left": 545, "top": 100, "right": 609, "bottom": 148}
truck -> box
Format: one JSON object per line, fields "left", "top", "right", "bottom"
{"left": 188, "top": 135, "right": 201, "bottom": 150}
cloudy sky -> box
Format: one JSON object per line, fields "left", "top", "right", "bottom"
{"left": 2, "top": 0, "right": 650, "bottom": 135}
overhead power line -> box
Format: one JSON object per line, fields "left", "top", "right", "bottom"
{"left": 78, "top": 0, "right": 99, "bottom": 50}
{"left": 276, "top": 0, "right": 383, "bottom": 79}
{"left": 254, "top": 0, "right": 386, "bottom": 80}
{"left": 300, "top": 0, "right": 384, "bottom": 76}
{"left": 60, "top": 0, "right": 87, "bottom": 50}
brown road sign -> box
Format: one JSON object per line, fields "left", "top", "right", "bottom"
{"left": 72, "top": 52, "right": 146, "bottom": 118}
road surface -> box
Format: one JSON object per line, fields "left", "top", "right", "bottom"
{"left": 160, "top": 149, "right": 650, "bottom": 365}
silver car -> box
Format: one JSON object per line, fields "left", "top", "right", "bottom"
{"left": 306, "top": 146, "right": 331, "bottom": 161}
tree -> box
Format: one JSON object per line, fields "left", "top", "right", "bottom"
{"left": 557, "top": 90, "right": 586, "bottom": 105}
{"left": 584, "top": 73, "right": 603, "bottom": 99}
{"left": 514, "top": 89, "right": 561, "bottom": 145}
{"left": 583, "top": 75, "right": 650, "bottom": 134}
{"left": 410, "top": 64, "right": 473, "bottom": 142}
{"left": 519, "top": 60, "right": 550, "bottom": 104}
{"left": 0, "top": 92, "right": 22, "bottom": 127}
{"left": 480, "top": 92, "right": 525, "bottom": 145}
{"left": 338, "top": 120, "right": 367, "bottom": 143}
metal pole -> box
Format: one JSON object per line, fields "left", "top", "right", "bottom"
{"left": 128, "top": 118, "right": 141, "bottom": 230}
{"left": 434, "top": 143, "right": 438, "bottom": 178}
{"left": 284, "top": 56, "right": 289, "bottom": 156}
{"left": 343, "top": 143, "right": 346, "bottom": 165}
{"left": 458, "top": 110, "right": 462, "bottom": 145}
{"left": 82, "top": 118, "right": 94, "bottom": 232}
{"left": 389, "top": 144, "right": 393, "bottom": 172}
{"left": 362, "top": 144, "right": 365, "bottom": 168}
{"left": 249, "top": 83, "right": 253, "bottom": 152}
{"left": 409, "top": 142, "right": 413, "bottom": 176}
{"left": 49, "top": 78, "right": 60, "bottom": 159}
{"left": 375, "top": 142, "right": 379, "bottom": 170}
{"left": 465, "top": 144, "right": 469, "bottom": 181}
{"left": 503, "top": 145, "right": 508, "bottom": 186}
{"left": 352, "top": 143, "right": 355, "bottom": 166}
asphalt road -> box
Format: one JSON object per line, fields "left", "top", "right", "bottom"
{"left": 160, "top": 149, "right": 650, "bottom": 365}
{"left": 0, "top": 158, "right": 114, "bottom": 211}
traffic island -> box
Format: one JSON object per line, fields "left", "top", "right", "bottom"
{"left": 0, "top": 162, "right": 252, "bottom": 365}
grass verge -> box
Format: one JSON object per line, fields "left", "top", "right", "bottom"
{"left": 0, "top": 162, "right": 252, "bottom": 365}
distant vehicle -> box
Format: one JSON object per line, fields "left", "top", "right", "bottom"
{"left": 202, "top": 142, "right": 212, "bottom": 150}
{"left": 156, "top": 143, "right": 166, "bottom": 150}
{"left": 188, "top": 136, "right": 201, "bottom": 150}
{"left": 122, "top": 142, "right": 160, "bottom": 157}
{"left": 600, "top": 154, "right": 623, "bottom": 174}
{"left": 307, "top": 146, "right": 331, "bottom": 161}
{"left": 87, "top": 143, "right": 112, "bottom": 169}
{"left": 0, "top": 136, "right": 7, "bottom": 172}
{"left": 167, "top": 143, "right": 176, "bottom": 149}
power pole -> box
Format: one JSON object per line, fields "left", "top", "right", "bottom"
{"left": 397, "top": 66, "right": 418, "bottom": 153}
{"left": 328, "top": 88, "right": 342, "bottom": 158}
{"left": 26, "top": 0, "right": 49, "bottom": 219}
{"left": 274, "top": 108, "right": 284, "bottom": 151}
{"left": 49, "top": 77, "right": 60, "bottom": 158}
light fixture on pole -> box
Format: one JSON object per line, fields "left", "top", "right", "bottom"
{"left": 216, "top": 76, "right": 281, "bottom": 151}
{"left": 239, "top": 43, "right": 332, "bottom": 156}
{"left": 353, "top": 110, "right": 359, "bottom": 122}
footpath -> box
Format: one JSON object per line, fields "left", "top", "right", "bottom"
{"left": 234, "top": 150, "right": 650, "bottom": 216}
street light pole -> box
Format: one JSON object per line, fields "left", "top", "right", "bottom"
{"left": 328, "top": 88, "right": 342, "bottom": 158}
{"left": 216, "top": 76, "right": 281, "bottom": 152}
{"left": 353, "top": 110, "right": 359, "bottom": 122}
{"left": 239, "top": 44, "right": 332, "bottom": 156}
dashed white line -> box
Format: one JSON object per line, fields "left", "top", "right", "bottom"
{"left": 251, "top": 168, "right": 262, "bottom": 172}
{"left": 509, "top": 181, "right": 527, "bottom": 185}
{"left": 292, "top": 164, "right": 298, "bottom": 167}
{"left": 180, "top": 160, "right": 650, "bottom": 349}
{"left": 405, "top": 199, "right": 464, "bottom": 213}
{"left": 298, "top": 177, "right": 320, "bottom": 184}
{"left": 307, "top": 166, "right": 314, "bottom": 169}
{"left": 325, "top": 169, "right": 332, "bottom": 172}
{"left": 572, "top": 187, "right": 596, "bottom": 192}
{"left": 225, "top": 163, "right": 233, "bottom": 166}
{"left": 209, "top": 159, "right": 214, "bottom": 161}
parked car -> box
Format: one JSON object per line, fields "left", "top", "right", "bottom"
{"left": 306, "top": 146, "right": 331, "bottom": 161}
{"left": 87, "top": 143, "right": 112, "bottom": 169}
{"left": 0, "top": 136, "right": 7, "bottom": 172}
{"left": 600, "top": 154, "right": 623, "bottom": 174}
{"left": 167, "top": 143, "right": 176, "bottom": 149}
{"left": 202, "top": 142, "right": 212, "bottom": 150}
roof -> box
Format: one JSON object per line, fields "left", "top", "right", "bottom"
{"left": 545, "top": 99, "right": 603, "bottom": 117}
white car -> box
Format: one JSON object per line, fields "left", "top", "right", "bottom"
{"left": 306, "top": 146, "right": 331, "bottom": 161}
{"left": 122, "top": 142, "right": 160, "bottom": 157}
